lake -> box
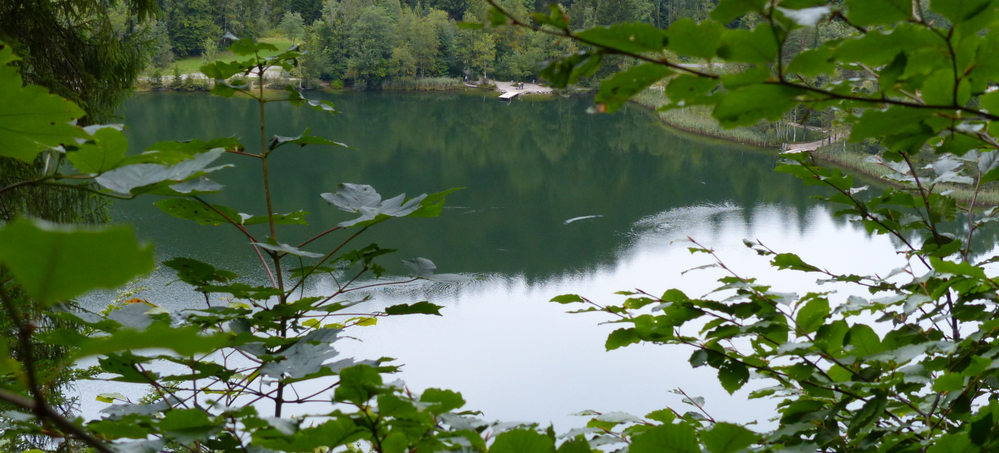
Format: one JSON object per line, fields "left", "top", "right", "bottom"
{"left": 92, "top": 91, "right": 908, "bottom": 431}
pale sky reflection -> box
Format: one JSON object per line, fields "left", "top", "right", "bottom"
{"left": 334, "top": 203, "right": 909, "bottom": 432}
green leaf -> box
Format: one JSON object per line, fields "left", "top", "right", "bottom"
{"left": 540, "top": 52, "right": 602, "bottom": 88}
{"left": 68, "top": 127, "right": 128, "bottom": 174}
{"left": 489, "top": 429, "right": 555, "bottom": 453}
{"left": 933, "top": 373, "right": 966, "bottom": 392}
{"left": 574, "top": 23, "right": 669, "bottom": 55}
{"left": 921, "top": 70, "right": 959, "bottom": 106}
{"left": 703, "top": 423, "right": 757, "bottom": 453}
{"left": 322, "top": 183, "right": 427, "bottom": 228}
{"left": 159, "top": 409, "right": 220, "bottom": 443}
{"left": 664, "top": 75, "right": 718, "bottom": 106}
{"left": 786, "top": 46, "right": 836, "bottom": 77}
{"left": 228, "top": 37, "right": 278, "bottom": 56}
{"left": 772, "top": 253, "right": 820, "bottom": 272}
{"left": 711, "top": 0, "right": 766, "bottom": 23}
{"left": 713, "top": 84, "right": 805, "bottom": 127}
{"left": 667, "top": 19, "right": 724, "bottom": 59}
{"left": 595, "top": 63, "right": 673, "bottom": 113}
{"left": 253, "top": 241, "right": 324, "bottom": 258}
{"left": 927, "top": 433, "right": 975, "bottom": 453}
{"left": 240, "top": 211, "right": 310, "bottom": 226}
{"left": 71, "top": 323, "right": 231, "bottom": 358}
{"left": 848, "top": 393, "right": 888, "bottom": 435}
{"left": 930, "top": 257, "right": 988, "bottom": 278}
{"left": 845, "top": 0, "right": 911, "bottom": 26}
{"left": 796, "top": 298, "right": 830, "bottom": 335}
{"left": 718, "top": 25, "right": 779, "bottom": 64}
{"left": 0, "top": 44, "right": 85, "bottom": 163}
{"left": 420, "top": 388, "right": 466, "bottom": 414}
{"left": 551, "top": 294, "right": 585, "bottom": 304}
{"left": 334, "top": 365, "right": 383, "bottom": 404}
{"left": 162, "top": 257, "right": 237, "bottom": 286}
{"left": 931, "top": 0, "right": 996, "bottom": 31}
{"left": 154, "top": 198, "right": 238, "bottom": 226}
{"left": 846, "top": 324, "right": 883, "bottom": 356}
{"left": 259, "top": 328, "right": 341, "bottom": 379}
{"left": 269, "top": 128, "right": 349, "bottom": 151}
{"left": 252, "top": 418, "right": 363, "bottom": 451}
{"left": 718, "top": 360, "right": 750, "bottom": 394}
{"left": 385, "top": 301, "right": 443, "bottom": 316}
{"left": 95, "top": 148, "right": 231, "bottom": 195}
{"left": 606, "top": 328, "right": 640, "bottom": 350}
{"left": 629, "top": 424, "right": 702, "bottom": 453}
{"left": 556, "top": 438, "right": 593, "bottom": 453}
{"left": 0, "top": 218, "right": 153, "bottom": 305}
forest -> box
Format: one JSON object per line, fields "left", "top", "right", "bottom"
{"left": 140, "top": 0, "right": 721, "bottom": 87}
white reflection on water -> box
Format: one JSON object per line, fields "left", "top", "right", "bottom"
{"left": 74, "top": 202, "right": 914, "bottom": 431}
{"left": 324, "top": 203, "right": 907, "bottom": 431}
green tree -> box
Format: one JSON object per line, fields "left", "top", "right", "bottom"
{"left": 278, "top": 11, "right": 307, "bottom": 41}
{"left": 164, "top": 0, "right": 221, "bottom": 57}
{"left": 346, "top": 6, "right": 396, "bottom": 86}
{"left": 0, "top": 0, "right": 157, "bottom": 123}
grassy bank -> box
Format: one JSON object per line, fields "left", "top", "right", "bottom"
{"left": 145, "top": 37, "right": 294, "bottom": 77}
{"left": 381, "top": 77, "right": 464, "bottom": 91}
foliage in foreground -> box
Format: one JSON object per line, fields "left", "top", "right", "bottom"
{"left": 8, "top": 0, "right": 999, "bottom": 452}
{"left": 484, "top": 0, "right": 999, "bottom": 451}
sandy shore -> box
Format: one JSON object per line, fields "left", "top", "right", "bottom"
{"left": 493, "top": 80, "right": 553, "bottom": 95}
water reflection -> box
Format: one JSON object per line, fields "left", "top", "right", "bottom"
{"left": 119, "top": 92, "right": 829, "bottom": 282}
{"left": 112, "top": 92, "right": 921, "bottom": 431}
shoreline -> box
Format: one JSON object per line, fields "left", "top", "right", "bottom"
{"left": 129, "top": 78, "right": 997, "bottom": 205}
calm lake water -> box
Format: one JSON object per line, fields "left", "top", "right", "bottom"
{"left": 99, "top": 91, "right": 910, "bottom": 430}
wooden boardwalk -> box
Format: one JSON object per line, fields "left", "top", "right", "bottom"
{"left": 498, "top": 91, "right": 520, "bottom": 100}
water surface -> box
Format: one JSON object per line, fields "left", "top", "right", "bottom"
{"left": 106, "top": 91, "right": 896, "bottom": 430}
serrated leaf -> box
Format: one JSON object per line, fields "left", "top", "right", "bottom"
{"left": 551, "top": 294, "right": 585, "bottom": 304}
{"left": 259, "top": 328, "right": 341, "bottom": 379}
{"left": 162, "top": 257, "right": 237, "bottom": 286}
{"left": 718, "top": 360, "right": 749, "bottom": 394}
{"left": 321, "top": 183, "right": 427, "bottom": 228}
{"left": 664, "top": 75, "right": 718, "bottom": 106}
{"left": 703, "top": 423, "right": 758, "bottom": 453}
{"left": 0, "top": 44, "right": 85, "bottom": 163}
{"left": 629, "top": 424, "right": 702, "bottom": 453}
{"left": 154, "top": 198, "right": 238, "bottom": 226}
{"left": 420, "top": 388, "right": 465, "bottom": 414}
{"left": 0, "top": 219, "right": 153, "bottom": 305}
{"left": 160, "top": 409, "right": 221, "bottom": 443}
{"left": 384, "top": 301, "right": 442, "bottom": 316}
{"left": 575, "top": 23, "right": 669, "bottom": 55}
{"left": 718, "top": 25, "right": 779, "bottom": 64}
{"left": 269, "top": 128, "right": 349, "bottom": 151}
{"left": 713, "top": 84, "right": 805, "bottom": 127}
{"left": 253, "top": 241, "right": 324, "bottom": 258}
{"left": 489, "top": 429, "right": 555, "bottom": 453}
{"left": 796, "top": 298, "right": 830, "bottom": 335}
{"left": 845, "top": 0, "right": 911, "bottom": 26}
{"left": 606, "top": 328, "right": 641, "bottom": 351}
{"left": 711, "top": 0, "right": 766, "bottom": 23}
{"left": 68, "top": 127, "right": 128, "bottom": 174}
{"left": 786, "top": 46, "right": 836, "bottom": 77}
{"left": 95, "top": 148, "right": 231, "bottom": 195}
{"left": 668, "top": 19, "right": 724, "bottom": 59}
{"left": 596, "top": 64, "right": 673, "bottom": 113}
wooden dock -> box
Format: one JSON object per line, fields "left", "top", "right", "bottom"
{"left": 498, "top": 91, "right": 520, "bottom": 100}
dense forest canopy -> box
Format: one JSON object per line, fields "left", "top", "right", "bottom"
{"left": 143, "top": 0, "right": 724, "bottom": 87}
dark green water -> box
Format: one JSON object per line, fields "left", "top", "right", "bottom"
{"left": 109, "top": 91, "right": 914, "bottom": 429}
{"left": 119, "top": 91, "right": 825, "bottom": 281}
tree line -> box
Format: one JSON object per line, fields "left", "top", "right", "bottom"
{"left": 145, "top": 0, "right": 721, "bottom": 88}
